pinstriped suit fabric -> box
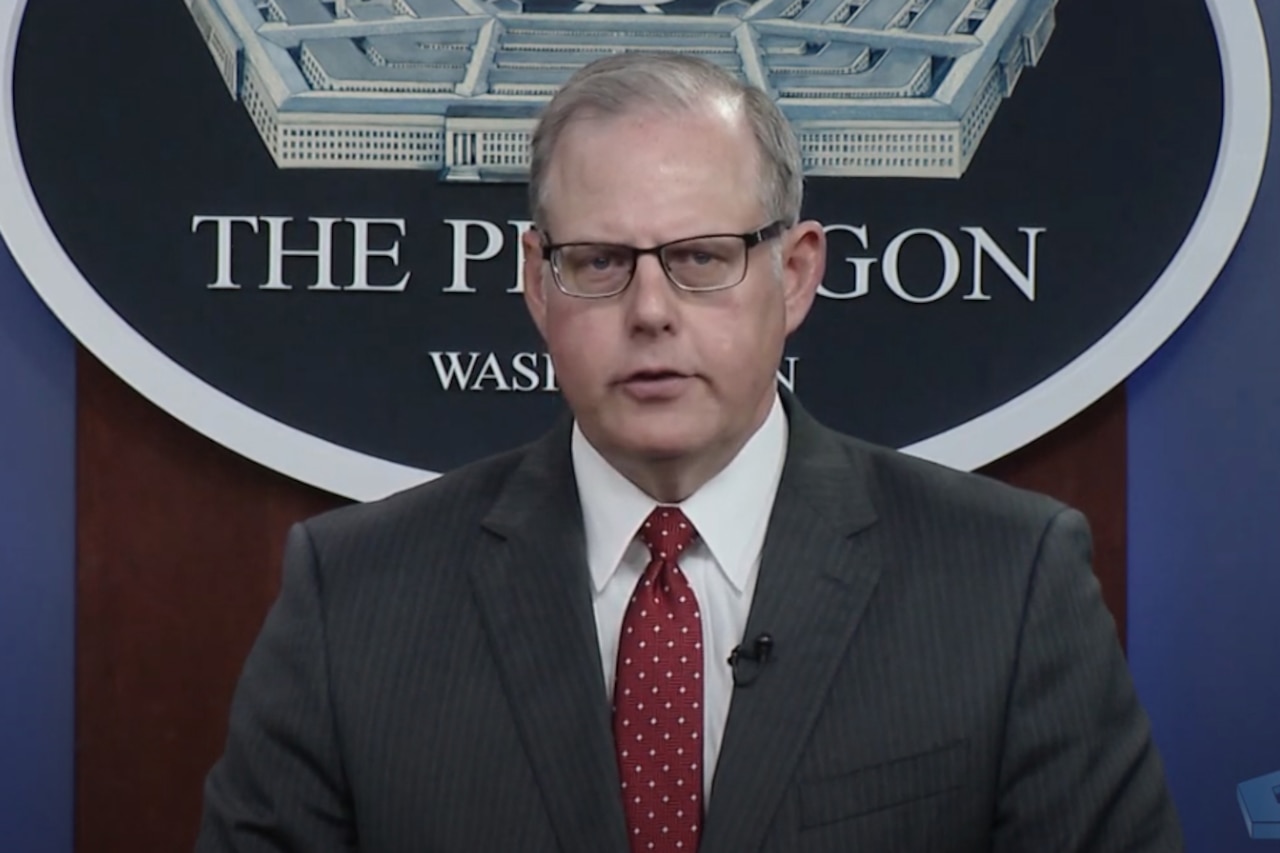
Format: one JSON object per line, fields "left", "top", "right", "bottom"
{"left": 197, "top": 397, "right": 1182, "bottom": 852}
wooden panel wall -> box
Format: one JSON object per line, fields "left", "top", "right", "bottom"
{"left": 74, "top": 348, "right": 1126, "bottom": 852}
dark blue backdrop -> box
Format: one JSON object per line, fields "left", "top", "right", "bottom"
{"left": 0, "top": 8, "right": 1277, "bottom": 850}
{"left": 1127, "top": 4, "right": 1280, "bottom": 849}
{"left": 0, "top": 239, "right": 73, "bottom": 851}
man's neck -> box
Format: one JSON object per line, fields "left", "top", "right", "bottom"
{"left": 609, "top": 451, "right": 737, "bottom": 504}
{"left": 584, "top": 395, "right": 780, "bottom": 504}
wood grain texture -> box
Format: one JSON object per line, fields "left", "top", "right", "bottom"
{"left": 74, "top": 348, "right": 1126, "bottom": 852}
{"left": 75, "top": 349, "right": 346, "bottom": 853}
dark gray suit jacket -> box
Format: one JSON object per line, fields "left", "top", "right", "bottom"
{"left": 197, "top": 399, "right": 1182, "bottom": 852}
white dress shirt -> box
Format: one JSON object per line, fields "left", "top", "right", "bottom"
{"left": 571, "top": 395, "right": 788, "bottom": 795}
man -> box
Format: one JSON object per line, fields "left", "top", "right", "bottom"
{"left": 197, "top": 53, "right": 1182, "bottom": 851}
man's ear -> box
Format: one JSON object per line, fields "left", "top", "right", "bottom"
{"left": 522, "top": 227, "right": 550, "bottom": 339}
{"left": 781, "top": 220, "right": 826, "bottom": 335}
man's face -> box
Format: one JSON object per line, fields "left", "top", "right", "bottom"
{"left": 523, "top": 100, "right": 825, "bottom": 486}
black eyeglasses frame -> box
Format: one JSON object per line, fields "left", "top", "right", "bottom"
{"left": 539, "top": 219, "right": 790, "bottom": 299}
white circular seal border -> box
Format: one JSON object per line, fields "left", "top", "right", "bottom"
{"left": 0, "top": 1, "right": 1270, "bottom": 501}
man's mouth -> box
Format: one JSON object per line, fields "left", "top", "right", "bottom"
{"left": 626, "top": 369, "right": 686, "bottom": 382}
{"left": 619, "top": 370, "right": 694, "bottom": 398}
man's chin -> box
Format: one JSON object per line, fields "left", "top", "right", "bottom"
{"left": 607, "top": 429, "right": 706, "bottom": 466}
{"left": 584, "top": 408, "right": 717, "bottom": 464}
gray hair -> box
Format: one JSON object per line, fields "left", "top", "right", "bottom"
{"left": 528, "top": 52, "right": 803, "bottom": 229}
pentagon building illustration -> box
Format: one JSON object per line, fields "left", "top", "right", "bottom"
{"left": 1238, "top": 769, "right": 1280, "bottom": 840}
{"left": 184, "top": 0, "right": 1058, "bottom": 181}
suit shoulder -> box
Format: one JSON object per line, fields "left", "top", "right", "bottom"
{"left": 837, "top": 431, "right": 1071, "bottom": 530}
{"left": 815, "top": 430, "right": 1091, "bottom": 593}
{"left": 298, "top": 444, "right": 528, "bottom": 551}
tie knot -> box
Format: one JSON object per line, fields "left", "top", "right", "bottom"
{"left": 638, "top": 506, "right": 697, "bottom": 563}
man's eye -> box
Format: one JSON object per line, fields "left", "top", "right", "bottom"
{"left": 667, "top": 241, "right": 733, "bottom": 267}
{"left": 667, "top": 248, "right": 714, "bottom": 266}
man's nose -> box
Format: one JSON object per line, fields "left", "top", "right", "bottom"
{"left": 625, "top": 253, "right": 678, "bottom": 332}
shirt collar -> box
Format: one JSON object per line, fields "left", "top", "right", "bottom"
{"left": 573, "top": 394, "right": 788, "bottom": 594}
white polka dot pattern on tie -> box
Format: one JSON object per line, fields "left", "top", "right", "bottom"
{"left": 613, "top": 507, "right": 703, "bottom": 853}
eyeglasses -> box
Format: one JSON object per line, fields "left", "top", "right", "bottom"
{"left": 540, "top": 220, "right": 789, "bottom": 299}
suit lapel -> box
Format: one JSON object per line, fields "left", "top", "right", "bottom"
{"left": 701, "top": 401, "right": 883, "bottom": 853}
{"left": 469, "top": 422, "right": 628, "bottom": 852}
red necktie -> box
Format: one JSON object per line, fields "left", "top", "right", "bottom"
{"left": 613, "top": 506, "right": 703, "bottom": 852}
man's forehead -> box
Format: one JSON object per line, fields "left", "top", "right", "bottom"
{"left": 539, "top": 122, "right": 761, "bottom": 233}
{"left": 546, "top": 99, "right": 757, "bottom": 179}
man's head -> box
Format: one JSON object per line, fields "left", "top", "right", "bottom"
{"left": 522, "top": 53, "right": 826, "bottom": 501}
{"left": 528, "top": 52, "right": 804, "bottom": 231}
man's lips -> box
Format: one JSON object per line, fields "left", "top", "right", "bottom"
{"left": 617, "top": 370, "right": 694, "bottom": 399}
{"left": 622, "top": 369, "right": 690, "bottom": 382}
